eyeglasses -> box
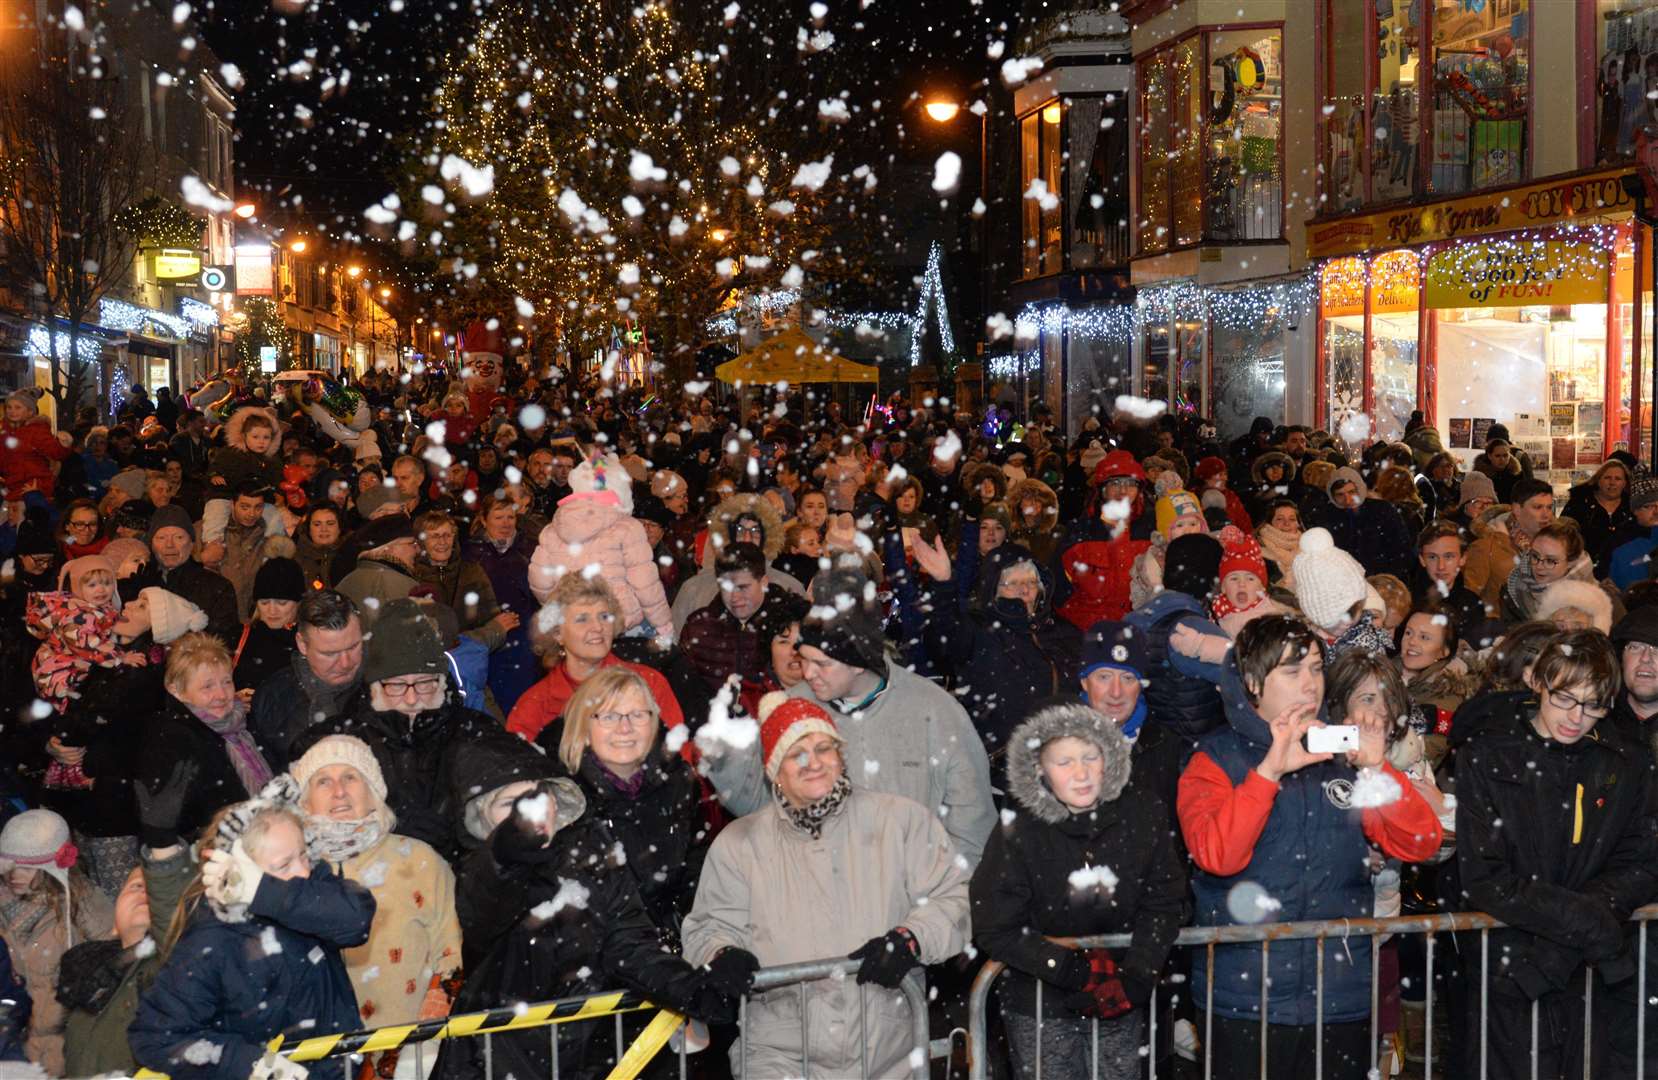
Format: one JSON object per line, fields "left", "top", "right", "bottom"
{"left": 1626, "top": 642, "right": 1658, "bottom": 663}
{"left": 1532, "top": 554, "right": 1563, "bottom": 568}
{"left": 66, "top": 519, "right": 99, "bottom": 531}
{"left": 380, "top": 676, "right": 442, "bottom": 698}
{"left": 1547, "top": 690, "right": 1610, "bottom": 720}
{"left": 594, "top": 709, "right": 652, "bottom": 729}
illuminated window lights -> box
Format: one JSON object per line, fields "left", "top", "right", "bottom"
{"left": 28, "top": 326, "right": 104, "bottom": 362}
{"left": 100, "top": 298, "right": 189, "bottom": 338}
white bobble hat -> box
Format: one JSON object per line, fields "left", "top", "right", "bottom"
{"left": 142, "top": 587, "right": 209, "bottom": 644}
{"left": 1291, "top": 528, "right": 1369, "bottom": 630}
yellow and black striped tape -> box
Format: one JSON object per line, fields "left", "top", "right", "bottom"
{"left": 133, "top": 988, "right": 657, "bottom": 1078}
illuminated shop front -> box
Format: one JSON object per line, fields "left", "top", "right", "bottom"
{"left": 1311, "top": 169, "right": 1653, "bottom": 486}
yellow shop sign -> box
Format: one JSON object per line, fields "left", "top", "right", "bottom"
{"left": 1423, "top": 240, "right": 1608, "bottom": 310}
{"left": 1308, "top": 168, "right": 1633, "bottom": 259}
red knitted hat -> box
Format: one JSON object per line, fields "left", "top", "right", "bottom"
{"left": 758, "top": 692, "right": 842, "bottom": 780}
{"left": 1195, "top": 456, "right": 1229, "bottom": 482}
{"left": 1219, "top": 536, "right": 1268, "bottom": 586}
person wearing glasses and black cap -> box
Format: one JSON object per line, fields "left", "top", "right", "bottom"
{"left": 1455, "top": 630, "right": 1658, "bottom": 1078}
{"left": 297, "top": 597, "right": 525, "bottom": 863}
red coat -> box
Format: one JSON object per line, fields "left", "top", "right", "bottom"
{"left": 504, "top": 653, "right": 693, "bottom": 765}
{"left": 1055, "top": 533, "right": 1150, "bottom": 629}
{"left": 1, "top": 416, "right": 69, "bottom": 499}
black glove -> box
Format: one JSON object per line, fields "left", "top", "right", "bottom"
{"left": 703, "top": 947, "right": 760, "bottom": 997}
{"left": 849, "top": 927, "right": 920, "bottom": 988}
{"left": 135, "top": 759, "right": 199, "bottom": 849}
{"left": 490, "top": 783, "right": 558, "bottom": 866}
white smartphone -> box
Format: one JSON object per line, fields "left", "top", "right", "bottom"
{"left": 1306, "top": 725, "right": 1360, "bottom": 754}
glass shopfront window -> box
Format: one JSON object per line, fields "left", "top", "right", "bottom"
{"left": 1071, "top": 94, "right": 1131, "bottom": 268}
{"left": 1021, "top": 105, "right": 1065, "bottom": 277}
{"left": 1369, "top": 250, "right": 1420, "bottom": 441}
{"left": 1139, "top": 30, "right": 1280, "bottom": 252}
{"left": 1320, "top": 0, "right": 1530, "bottom": 206}
{"left": 1137, "top": 37, "right": 1204, "bottom": 254}
{"left": 1320, "top": 257, "right": 1367, "bottom": 435}
{"left": 1323, "top": 0, "right": 1368, "bottom": 213}
{"left": 1206, "top": 28, "right": 1283, "bottom": 241}
{"left": 1592, "top": 1, "right": 1658, "bottom": 165}
{"left": 1211, "top": 292, "right": 1295, "bottom": 441}
{"left": 1139, "top": 285, "right": 1208, "bottom": 416}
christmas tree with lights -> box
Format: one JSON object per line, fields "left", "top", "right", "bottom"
{"left": 413, "top": 0, "right": 881, "bottom": 369}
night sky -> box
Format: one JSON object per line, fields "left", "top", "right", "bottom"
{"left": 198, "top": 0, "right": 1026, "bottom": 236}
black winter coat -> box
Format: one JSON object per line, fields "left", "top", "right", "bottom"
{"left": 1562, "top": 483, "right": 1638, "bottom": 578}
{"left": 1318, "top": 498, "right": 1415, "bottom": 580}
{"left": 303, "top": 699, "right": 527, "bottom": 863}
{"left": 1455, "top": 697, "right": 1658, "bottom": 1000}
{"left": 971, "top": 702, "right": 1188, "bottom": 1021}
{"left": 565, "top": 746, "right": 711, "bottom": 948}
{"left": 121, "top": 559, "right": 241, "bottom": 649}
{"left": 248, "top": 655, "right": 364, "bottom": 772}
{"left": 34, "top": 662, "right": 165, "bottom": 837}
{"left": 133, "top": 695, "right": 267, "bottom": 842}
{"left": 921, "top": 544, "right": 1082, "bottom": 762}
{"left": 437, "top": 814, "right": 717, "bottom": 1080}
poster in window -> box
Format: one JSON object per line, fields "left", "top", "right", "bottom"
{"left": 1550, "top": 403, "right": 1577, "bottom": 435}
{"left": 1448, "top": 418, "right": 1473, "bottom": 448}
{"left": 1512, "top": 413, "right": 1547, "bottom": 440}
{"left": 1578, "top": 436, "right": 1604, "bottom": 468}
{"left": 1518, "top": 440, "right": 1552, "bottom": 469}
{"left": 1471, "top": 418, "right": 1496, "bottom": 447}
{"left": 1577, "top": 401, "right": 1604, "bottom": 435}
{"left": 1552, "top": 438, "right": 1577, "bottom": 470}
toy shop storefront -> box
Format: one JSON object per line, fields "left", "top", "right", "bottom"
{"left": 1309, "top": 167, "right": 1655, "bottom": 488}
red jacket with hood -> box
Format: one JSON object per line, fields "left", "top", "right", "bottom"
{"left": 1055, "top": 451, "right": 1151, "bottom": 629}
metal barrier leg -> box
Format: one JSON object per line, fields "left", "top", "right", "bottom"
{"left": 900, "top": 978, "right": 931, "bottom": 1080}
{"left": 1426, "top": 933, "right": 1435, "bottom": 1080}
{"left": 416, "top": 1040, "right": 424, "bottom": 1080}
{"left": 1259, "top": 940, "right": 1270, "bottom": 1079}
{"left": 1481, "top": 929, "right": 1490, "bottom": 1080}
{"left": 484, "top": 1030, "right": 493, "bottom": 1080}
{"left": 858, "top": 984, "right": 868, "bottom": 1080}
{"left": 1205, "top": 943, "right": 1215, "bottom": 1080}
{"left": 1147, "top": 985, "right": 1156, "bottom": 1080}
{"left": 1642, "top": 921, "right": 1649, "bottom": 1080}
{"left": 1530, "top": 999, "right": 1539, "bottom": 1080}
{"left": 1370, "top": 940, "right": 1380, "bottom": 1080}
{"left": 679, "top": 1021, "right": 687, "bottom": 1080}
{"left": 1035, "top": 978, "right": 1043, "bottom": 1080}
{"left": 1584, "top": 967, "right": 1594, "bottom": 1080}
{"left": 615, "top": 1012, "right": 624, "bottom": 1068}
{"left": 800, "top": 982, "right": 809, "bottom": 1077}
{"left": 739, "top": 994, "right": 747, "bottom": 1080}
{"left": 1091, "top": 1017, "right": 1098, "bottom": 1080}
{"left": 1316, "top": 938, "right": 1325, "bottom": 1080}
{"left": 551, "top": 1020, "right": 560, "bottom": 1079}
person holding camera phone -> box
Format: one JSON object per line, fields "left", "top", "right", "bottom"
{"left": 1171, "top": 615, "right": 1442, "bottom": 1078}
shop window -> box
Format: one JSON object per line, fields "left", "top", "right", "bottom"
{"left": 1593, "top": 1, "right": 1658, "bottom": 165}
{"left": 1140, "top": 285, "right": 1208, "bottom": 415}
{"left": 1212, "top": 299, "right": 1292, "bottom": 441}
{"left": 1137, "top": 39, "right": 1203, "bottom": 254}
{"left": 1370, "top": 0, "right": 1424, "bottom": 203}
{"left": 1320, "top": 258, "right": 1366, "bottom": 433}
{"left": 1426, "top": 234, "right": 1619, "bottom": 484}
{"left": 1021, "top": 102, "right": 1065, "bottom": 277}
{"left": 1428, "top": 0, "right": 1529, "bottom": 195}
{"left": 1070, "top": 95, "right": 1131, "bottom": 268}
{"left": 1369, "top": 250, "right": 1420, "bottom": 441}
{"left": 1323, "top": 0, "right": 1368, "bottom": 213}
{"left": 1320, "top": 0, "right": 1529, "bottom": 206}
{"left": 1206, "top": 28, "right": 1283, "bottom": 241}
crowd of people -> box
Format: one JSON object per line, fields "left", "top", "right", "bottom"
{"left": 2, "top": 353, "right": 1658, "bottom": 1080}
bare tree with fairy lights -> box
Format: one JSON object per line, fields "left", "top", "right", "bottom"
{"left": 0, "top": 27, "right": 152, "bottom": 423}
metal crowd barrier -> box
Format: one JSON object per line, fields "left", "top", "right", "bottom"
{"left": 967, "top": 905, "right": 1658, "bottom": 1080}
{"left": 133, "top": 953, "right": 939, "bottom": 1080}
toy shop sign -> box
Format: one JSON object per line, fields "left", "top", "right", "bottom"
{"left": 1422, "top": 239, "right": 1607, "bottom": 310}
{"left": 1308, "top": 168, "right": 1633, "bottom": 259}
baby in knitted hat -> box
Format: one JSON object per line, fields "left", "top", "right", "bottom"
{"left": 1210, "top": 528, "right": 1290, "bottom": 637}
{"left": 25, "top": 555, "right": 148, "bottom": 715}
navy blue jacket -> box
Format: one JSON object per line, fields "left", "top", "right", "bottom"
{"left": 1124, "top": 591, "right": 1225, "bottom": 747}
{"left": 1187, "top": 656, "right": 1387, "bottom": 1026}
{"left": 1317, "top": 498, "right": 1414, "bottom": 581}
{"left": 130, "top": 863, "right": 375, "bottom": 1080}
{"left": 0, "top": 937, "right": 29, "bottom": 1062}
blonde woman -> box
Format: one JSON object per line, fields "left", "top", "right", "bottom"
{"left": 559, "top": 667, "right": 711, "bottom": 945}
{"left": 506, "top": 575, "right": 686, "bottom": 748}
{"left": 135, "top": 632, "right": 274, "bottom": 841}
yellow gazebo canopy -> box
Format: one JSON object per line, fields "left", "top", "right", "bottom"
{"left": 715, "top": 328, "right": 878, "bottom": 385}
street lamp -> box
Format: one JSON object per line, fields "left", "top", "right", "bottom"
{"left": 922, "top": 93, "right": 991, "bottom": 377}
{"left": 709, "top": 228, "right": 728, "bottom": 244}
{"left": 346, "top": 265, "right": 362, "bottom": 278}
{"left": 233, "top": 203, "right": 257, "bottom": 219}
{"left": 289, "top": 239, "right": 307, "bottom": 253}
{"left": 379, "top": 287, "right": 391, "bottom": 299}
{"left": 924, "top": 100, "right": 961, "bottom": 123}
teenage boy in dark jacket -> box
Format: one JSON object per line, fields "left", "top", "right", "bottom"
{"left": 1456, "top": 630, "right": 1658, "bottom": 1079}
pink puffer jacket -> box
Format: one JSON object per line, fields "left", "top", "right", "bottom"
{"left": 528, "top": 497, "right": 673, "bottom": 636}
